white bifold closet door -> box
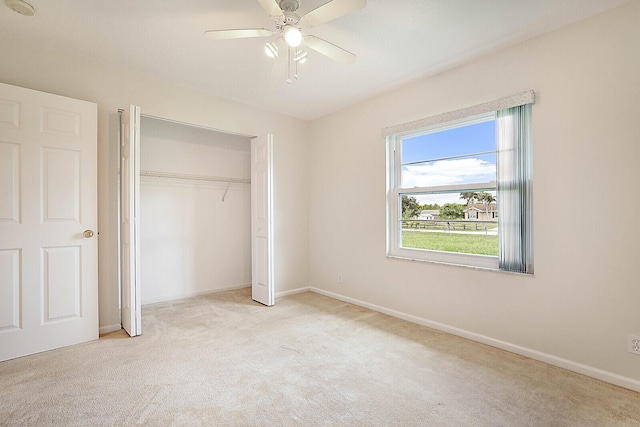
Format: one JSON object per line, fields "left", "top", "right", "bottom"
{"left": 251, "top": 135, "right": 274, "bottom": 306}
{"left": 120, "top": 105, "right": 141, "bottom": 336}
{"left": 0, "top": 82, "right": 98, "bottom": 360}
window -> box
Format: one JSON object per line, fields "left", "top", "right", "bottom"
{"left": 385, "top": 92, "right": 534, "bottom": 273}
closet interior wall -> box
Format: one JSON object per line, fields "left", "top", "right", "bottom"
{"left": 139, "top": 117, "right": 252, "bottom": 305}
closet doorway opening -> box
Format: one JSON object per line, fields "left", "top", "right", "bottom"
{"left": 140, "top": 116, "right": 252, "bottom": 304}
{"left": 119, "top": 106, "right": 274, "bottom": 337}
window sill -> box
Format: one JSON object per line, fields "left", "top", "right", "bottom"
{"left": 386, "top": 251, "right": 533, "bottom": 276}
{"left": 390, "top": 247, "right": 497, "bottom": 269}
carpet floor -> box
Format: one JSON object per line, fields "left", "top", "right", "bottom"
{"left": 1, "top": 288, "right": 639, "bottom": 426}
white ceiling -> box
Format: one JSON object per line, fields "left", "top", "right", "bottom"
{"left": 0, "top": 0, "right": 629, "bottom": 121}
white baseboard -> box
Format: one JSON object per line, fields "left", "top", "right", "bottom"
{"left": 99, "top": 324, "right": 122, "bottom": 335}
{"left": 275, "top": 287, "right": 310, "bottom": 299}
{"left": 142, "top": 284, "right": 251, "bottom": 306}
{"left": 307, "top": 287, "right": 640, "bottom": 393}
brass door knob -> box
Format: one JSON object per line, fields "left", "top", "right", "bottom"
{"left": 83, "top": 230, "right": 94, "bottom": 238}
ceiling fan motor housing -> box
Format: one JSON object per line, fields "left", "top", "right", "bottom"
{"left": 273, "top": 0, "right": 301, "bottom": 32}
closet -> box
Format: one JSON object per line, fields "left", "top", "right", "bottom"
{"left": 138, "top": 116, "right": 252, "bottom": 305}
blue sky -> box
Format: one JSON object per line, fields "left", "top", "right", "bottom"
{"left": 402, "top": 120, "right": 496, "bottom": 164}
{"left": 401, "top": 120, "right": 497, "bottom": 206}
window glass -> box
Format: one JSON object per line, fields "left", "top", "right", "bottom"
{"left": 399, "top": 190, "right": 498, "bottom": 256}
{"left": 389, "top": 113, "right": 500, "bottom": 267}
{"left": 401, "top": 120, "right": 496, "bottom": 164}
{"left": 401, "top": 153, "right": 496, "bottom": 188}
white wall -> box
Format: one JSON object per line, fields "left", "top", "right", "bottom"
{"left": 0, "top": 37, "right": 309, "bottom": 333}
{"left": 139, "top": 118, "right": 251, "bottom": 304}
{"left": 308, "top": 2, "right": 640, "bottom": 390}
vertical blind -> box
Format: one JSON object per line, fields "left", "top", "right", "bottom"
{"left": 497, "top": 104, "right": 534, "bottom": 274}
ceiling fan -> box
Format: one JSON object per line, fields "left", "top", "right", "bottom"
{"left": 204, "top": 0, "right": 367, "bottom": 82}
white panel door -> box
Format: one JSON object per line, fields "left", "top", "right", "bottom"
{"left": 251, "top": 134, "right": 274, "bottom": 306}
{"left": 0, "top": 82, "right": 98, "bottom": 361}
{"left": 120, "top": 105, "right": 141, "bottom": 336}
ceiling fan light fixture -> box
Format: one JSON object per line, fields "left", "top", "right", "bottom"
{"left": 283, "top": 25, "right": 302, "bottom": 47}
{"left": 265, "top": 42, "right": 279, "bottom": 58}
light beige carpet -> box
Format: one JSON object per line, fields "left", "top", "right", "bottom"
{"left": 1, "top": 288, "right": 639, "bottom": 426}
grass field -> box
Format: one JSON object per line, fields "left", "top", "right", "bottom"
{"left": 402, "top": 230, "right": 498, "bottom": 256}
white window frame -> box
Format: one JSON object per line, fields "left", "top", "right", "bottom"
{"left": 386, "top": 113, "right": 499, "bottom": 269}
{"left": 384, "top": 91, "right": 534, "bottom": 271}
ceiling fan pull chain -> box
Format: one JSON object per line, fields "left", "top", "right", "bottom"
{"left": 287, "top": 47, "right": 292, "bottom": 84}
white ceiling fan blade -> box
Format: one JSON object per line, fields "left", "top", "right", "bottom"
{"left": 300, "top": 0, "right": 366, "bottom": 28}
{"left": 256, "top": 0, "right": 284, "bottom": 19}
{"left": 303, "top": 36, "right": 356, "bottom": 64}
{"left": 204, "top": 28, "right": 274, "bottom": 41}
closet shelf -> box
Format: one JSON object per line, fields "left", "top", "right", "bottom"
{"left": 140, "top": 170, "right": 250, "bottom": 184}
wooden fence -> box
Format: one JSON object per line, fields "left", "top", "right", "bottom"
{"left": 401, "top": 219, "right": 497, "bottom": 232}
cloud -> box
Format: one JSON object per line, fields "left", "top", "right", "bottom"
{"left": 402, "top": 158, "right": 495, "bottom": 188}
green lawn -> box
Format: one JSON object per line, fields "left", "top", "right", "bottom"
{"left": 402, "top": 230, "right": 498, "bottom": 256}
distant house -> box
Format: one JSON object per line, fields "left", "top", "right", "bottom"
{"left": 464, "top": 203, "right": 498, "bottom": 221}
{"left": 418, "top": 210, "right": 440, "bottom": 220}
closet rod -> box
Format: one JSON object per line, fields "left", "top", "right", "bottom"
{"left": 140, "top": 170, "right": 250, "bottom": 184}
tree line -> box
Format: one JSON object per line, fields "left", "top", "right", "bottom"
{"left": 401, "top": 192, "right": 496, "bottom": 220}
